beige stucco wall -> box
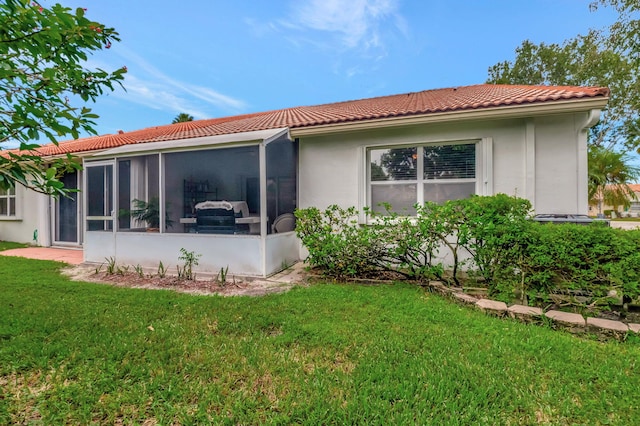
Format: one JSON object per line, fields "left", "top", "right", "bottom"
{"left": 0, "top": 185, "right": 50, "bottom": 245}
{"left": 534, "top": 113, "right": 588, "bottom": 214}
{"left": 297, "top": 111, "right": 589, "bottom": 215}
{"left": 2, "top": 109, "right": 593, "bottom": 252}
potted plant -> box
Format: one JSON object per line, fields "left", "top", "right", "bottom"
{"left": 130, "top": 198, "right": 173, "bottom": 231}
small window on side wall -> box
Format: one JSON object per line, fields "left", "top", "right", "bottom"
{"left": 0, "top": 187, "right": 17, "bottom": 218}
{"left": 368, "top": 142, "right": 477, "bottom": 214}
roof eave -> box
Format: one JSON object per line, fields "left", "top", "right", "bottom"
{"left": 289, "top": 97, "right": 610, "bottom": 137}
{"left": 90, "top": 127, "right": 290, "bottom": 159}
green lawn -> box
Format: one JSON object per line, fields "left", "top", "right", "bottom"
{"left": 1, "top": 256, "right": 639, "bottom": 424}
{"left": 0, "top": 240, "right": 28, "bottom": 251}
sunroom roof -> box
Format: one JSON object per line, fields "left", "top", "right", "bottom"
{"left": 94, "top": 127, "right": 290, "bottom": 157}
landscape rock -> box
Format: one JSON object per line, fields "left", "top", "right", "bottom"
{"left": 451, "top": 292, "right": 479, "bottom": 306}
{"left": 545, "top": 310, "right": 586, "bottom": 333}
{"left": 507, "top": 304, "right": 543, "bottom": 324}
{"left": 427, "top": 281, "right": 449, "bottom": 296}
{"left": 587, "top": 317, "right": 629, "bottom": 341}
{"left": 476, "top": 299, "right": 508, "bottom": 317}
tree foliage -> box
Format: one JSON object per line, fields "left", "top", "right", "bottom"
{"left": 379, "top": 148, "right": 416, "bottom": 180}
{"left": 172, "top": 113, "right": 194, "bottom": 124}
{"left": 487, "top": 1, "right": 640, "bottom": 208}
{"left": 487, "top": 1, "right": 640, "bottom": 151}
{"left": 0, "top": 0, "right": 126, "bottom": 195}
{"left": 588, "top": 146, "right": 640, "bottom": 213}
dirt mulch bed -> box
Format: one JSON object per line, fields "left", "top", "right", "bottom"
{"left": 62, "top": 265, "right": 297, "bottom": 297}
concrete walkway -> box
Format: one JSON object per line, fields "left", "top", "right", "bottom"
{"left": 265, "top": 261, "right": 309, "bottom": 284}
{"left": 610, "top": 221, "right": 640, "bottom": 230}
{"left": 0, "top": 247, "right": 83, "bottom": 264}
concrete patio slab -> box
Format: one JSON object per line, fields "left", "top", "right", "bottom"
{"left": 267, "top": 262, "right": 309, "bottom": 284}
{"left": 0, "top": 247, "right": 83, "bottom": 265}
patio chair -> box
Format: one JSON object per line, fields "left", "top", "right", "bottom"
{"left": 271, "top": 213, "right": 296, "bottom": 233}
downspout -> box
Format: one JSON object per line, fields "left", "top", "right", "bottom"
{"left": 578, "top": 109, "right": 601, "bottom": 215}
{"left": 584, "top": 109, "right": 602, "bottom": 129}
{"left": 524, "top": 120, "right": 535, "bottom": 211}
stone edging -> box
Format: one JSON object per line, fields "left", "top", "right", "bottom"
{"left": 428, "top": 281, "right": 638, "bottom": 342}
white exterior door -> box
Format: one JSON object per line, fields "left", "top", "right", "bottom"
{"left": 83, "top": 161, "right": 116, "bottom": 260}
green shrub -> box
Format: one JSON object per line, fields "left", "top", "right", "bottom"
{"left": 471, "top": 219, "right": 640, "bottom": 307}
{"left": 453, "top": 194, "right": 533, "bottom": 289}
{"left": 517, "top": 225, "right": 640, "bottom": 306}
{"left": 177, "top": 248, "right": 201, "bottom": 280}
{"left": 376, "top": 203, "right": 446, "bottom": 281}
{"left": 295, "top": 204, "right": 447, "bottom": 280}
{"left": 294, "top": 205, "right": 386, "bottom": 278}
{"left": 296, "top": 196, "right": 640, "bottom": 312}
{"left": 295, "top": 195, "right": 531, "bottom": 283}
{"left": 610, "top": 230, "right": 640, "bottom": 301}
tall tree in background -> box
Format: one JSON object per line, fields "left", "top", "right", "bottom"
{"left": 380, "top": 148, "right": 417, "bottom": 180}
{"left": 0, "top": 0, "right": 126, "bottom": 195}
{"left": 487, "top": 16, "right": 638, "bottom": 150}
{"left": 487, "top": 0, "right": 640, "bottom": 208}
{"left": 172, "top": 113, "right": 194, "bottom": 124}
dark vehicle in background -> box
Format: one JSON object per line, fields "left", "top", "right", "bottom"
{"left": 533, "top": 214, "right": 610, "bottom": 226}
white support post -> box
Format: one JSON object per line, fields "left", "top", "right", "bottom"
{"left": 525, "top": 120, "right": 536, "bottom": 209}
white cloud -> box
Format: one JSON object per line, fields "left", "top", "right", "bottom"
{"left": 286, "top": 0, "right": 403, "bottom": 50}
{"left": 92, "top": 47, "right": 247, "bottom": 119}
{"left": 113, "top": 74, "right": 211, "bottom": 120}
{"left": 244, "top": 17, "right": 282, "bottom": 37}
{"left": 345, "top": 66, "right": 362, "bottom": 78}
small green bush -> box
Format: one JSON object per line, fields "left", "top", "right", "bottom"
{"left": 451, "top": 194, "right": 533, "bottom": 288}
{"left": 296, "top": 195, "right": 640, "bottom": 312}
{"left": 295, "top": 204, "right": 448, "bottom": 280}
{"left": 177, "top": 248, "right": 201, "bottom": 280}
{"left": 295, "top": 195, "right": 531, "bottom": 284}
{"left": 294, "top": 205, "right": 386, "bottom": 278}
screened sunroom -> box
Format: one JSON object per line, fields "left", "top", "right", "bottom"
{"left": 83, "top": 128, "right": 299, "bottom": 277}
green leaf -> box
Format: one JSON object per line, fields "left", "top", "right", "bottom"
{"left": 45, "top": 167, "right": 57, "bottom": 180}
{"left": 0, "top": 0, "right": 124, "bottom": 195}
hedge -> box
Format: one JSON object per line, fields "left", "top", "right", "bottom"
{"left": 295, "top": 195, "right": 640, "bottom": 309}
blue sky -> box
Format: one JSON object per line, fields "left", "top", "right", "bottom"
{"left": 53, "top": 0, "right": 619, "bottom": 137}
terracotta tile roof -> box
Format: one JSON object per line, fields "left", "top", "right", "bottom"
{"left": 626, "top": 183, "right": 640, "bottom": 193}
{"left": 25, "top": 84, "right": 609, "bottom": 157}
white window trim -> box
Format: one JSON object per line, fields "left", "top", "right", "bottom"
{"left": 0, "top": 186, "right": 20, "bottom": 220}
{"left": 363, "top": 138, "right": 493, "bottom": 219}
{"left": 481, "top": 136, "right": 493, "bottom": 196}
